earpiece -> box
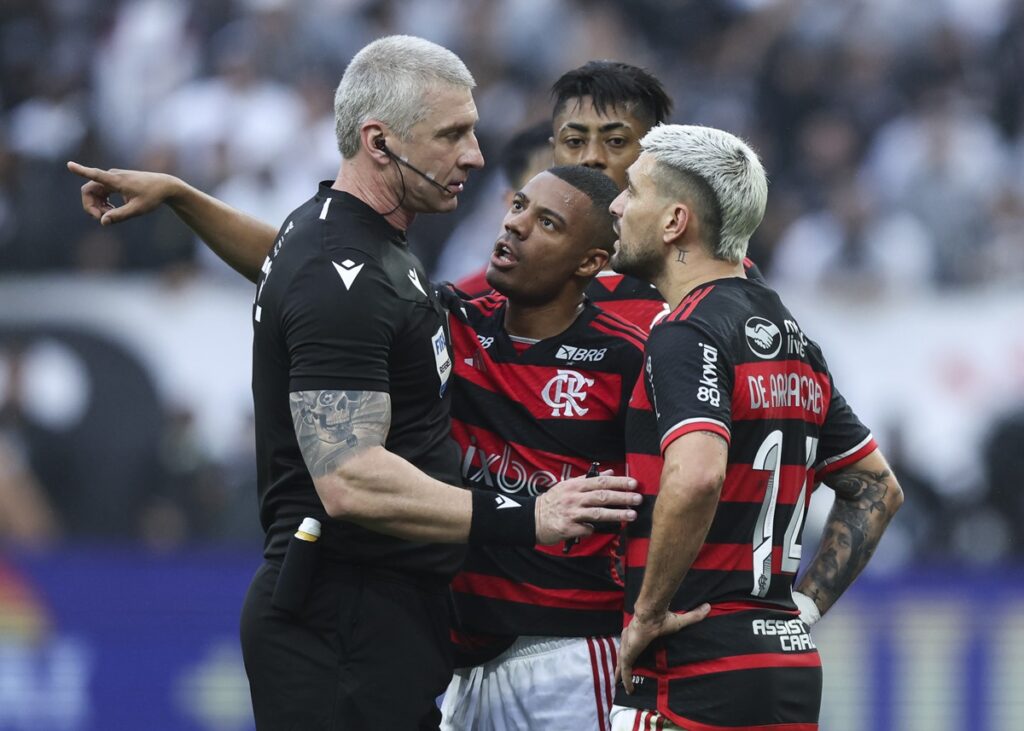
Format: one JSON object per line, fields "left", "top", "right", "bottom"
{"left": 374, "top": 136, "right": 451, "bottom": 196}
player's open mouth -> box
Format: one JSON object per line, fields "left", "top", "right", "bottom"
{"left": 490, "top": 239, "right": 518, "bottom": 269}
{"left": 447, "top": 181, "right": 465, "bottom": 194}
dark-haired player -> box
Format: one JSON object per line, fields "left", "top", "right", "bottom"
{"left": 441, "top": 165, "right": 707, "bottom": 730}
{"left": 551, "top": 61, "right": 674, "bottom": 331}
{"left": 452, "top": 121, "right": 553, "bottom": 297}
{"left": 608, "top": 124, "right": 903, "bottom": 730}
{"left": 552, "top": 61, "right": 761, "bottom": 331}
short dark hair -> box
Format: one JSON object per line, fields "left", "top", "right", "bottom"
{"left": 547, "top": 165, "right": 621, "bottom": 253}
{"left": 551, "top": 60, "right": 673, "bottom": 130}
{"left": 499, "top": 122, "right": 553, "bottom": 189}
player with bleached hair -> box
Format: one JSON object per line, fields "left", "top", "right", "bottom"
{"left": 608, "top": 124, "right": 903, "bottom": 730}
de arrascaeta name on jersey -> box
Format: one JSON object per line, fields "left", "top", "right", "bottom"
{"left": 688, "top": 313, "right": 823, "bottom": 415}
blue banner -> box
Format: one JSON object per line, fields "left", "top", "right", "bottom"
{"left": 0, "top": 549, "right": 258, "bottom": 731}
{"left": 1, "top": 550, "right": 1022, "bottom": 730}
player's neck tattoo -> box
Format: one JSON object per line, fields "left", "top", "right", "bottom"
{"left": 675, "top": 247, "right": 687, "bottom": 264}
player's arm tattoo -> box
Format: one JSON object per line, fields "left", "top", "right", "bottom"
{"left": 289, "top": 390, "right": 391, "bottom": 478}
{"left": 698, "top": 431, "right": 728, "bottom": 450}
{"left": 797, "top": 467, "right": 899, "bottom": 615}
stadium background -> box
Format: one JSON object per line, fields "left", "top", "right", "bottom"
{"left": 1, "top": 0, "right": 1023, "bottom": 728}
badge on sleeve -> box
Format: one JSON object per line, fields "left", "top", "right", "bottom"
{"left": 431, "top": 326, "right": 452, "bottom": 397}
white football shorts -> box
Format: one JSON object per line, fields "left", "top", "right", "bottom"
{"left": 441, "top": 635, "right": 619, "bottom": 730}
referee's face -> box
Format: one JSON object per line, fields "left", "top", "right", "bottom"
{"left": 391, "top": 84, "right": 484, "bottom": 214}
{"left": 486, "top": 171, "right": 598, "bottom": 305}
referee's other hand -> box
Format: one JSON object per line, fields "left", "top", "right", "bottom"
{"left": 67, "top": 161, "right": 179, "bottom": 226}
{"left": 534, "top": 470, "right": 642, "bottom": 545}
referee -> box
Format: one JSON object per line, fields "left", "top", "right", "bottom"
{"left": 69, "top": 36, "right": 641, "bottom": 729}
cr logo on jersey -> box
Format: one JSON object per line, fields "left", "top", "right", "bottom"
{"left": 541, "top": 369, "right": 595, "bottom": 417}
{"left": 745, "top": 316, "right": 782, "bottom": 359}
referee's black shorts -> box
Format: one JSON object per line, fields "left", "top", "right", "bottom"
{"left": 240, "top": 560, "right": 453, "bottom": 730}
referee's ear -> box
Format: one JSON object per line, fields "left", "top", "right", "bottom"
{"left": 360, "top": 122, "right": 391, "bottom": 166}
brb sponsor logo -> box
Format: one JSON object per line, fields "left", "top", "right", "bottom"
{"left": 461, "top": 439, "right": 575, "bottom": 496}
{"left": 697, "top": 342, "right": 721, "bottom": 407}
{"left": 745, "top": 316, "right": 782, "bottom": 359}
{"left": 752, "top": 617, "right": 817, "bottom": 652}
{"left": 556, "top": 344, "right": 607, "bottom": 363}
{"left": 542, "top": 369, "right": 595, "bottom": 417}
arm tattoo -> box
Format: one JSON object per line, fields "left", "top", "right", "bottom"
{"left": 798, "top": 468, "right": 896, "bottom": 613}
{"left": 289, "top": 390, "right": 391, "bottom": 478}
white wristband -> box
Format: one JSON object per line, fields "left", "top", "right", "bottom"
{"left": 793, "top": 591, "right": 821, "bottom": 627}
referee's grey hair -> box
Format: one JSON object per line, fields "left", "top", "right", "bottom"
{"left": 334, "top": 36, "right": 476, "bottom": 159}
{"left": 640, "top": 124, "right": 767, "bottom": 263}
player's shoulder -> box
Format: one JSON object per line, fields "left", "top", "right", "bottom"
{"left": 663, "top": 277, "right": 778, "bottom": 327}
{"left": 586, "top": 271, "right": 663, "bottom": 301}
{"left": 586, "top": 305, "right": 648, "bottom": 354}
{"left": 650, "top": 278, "right": 769, "bottom": 355}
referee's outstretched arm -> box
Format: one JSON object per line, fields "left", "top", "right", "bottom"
{"left": 290, "top": 389, "right": 643, "bottom": 547}
{"left": 68, "top": 162, "right": 272, "bottom": 283}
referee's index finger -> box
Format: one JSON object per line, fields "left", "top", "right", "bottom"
{"left": 66, "top": 160, "right": 112, "bottom": 185}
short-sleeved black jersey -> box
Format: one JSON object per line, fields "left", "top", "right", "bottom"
{"left": 446, "top": 294, "right": 646, "bottom": 638}
{"left": 619, "top": 276, "right": 876, "bottom": 725}
{"left": 252, "top": 184, "right": 464, "bottom": 578}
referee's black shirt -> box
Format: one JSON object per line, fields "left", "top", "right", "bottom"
{"left": 251, "top": 184, "right": 465, "bottom": 579}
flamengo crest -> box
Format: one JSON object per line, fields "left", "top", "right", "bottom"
{"left": 541, "top": 369, "right": 595, "bottom": 417}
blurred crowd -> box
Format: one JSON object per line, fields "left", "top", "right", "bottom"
{"left": 1, "top": 0, "right": 1023, "bottom": 561}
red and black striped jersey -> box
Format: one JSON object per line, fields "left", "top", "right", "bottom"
{"left": 585, "top": 258, "right": 765, "bottom": 333}
{"left": 620, "top": 276, "right": 875, "bottom": 726}
{"left": 447, "top": 293, "right": 646, "bottom": 639}
{"left": 585, "top": 272, "right": 668, "bottom": 332}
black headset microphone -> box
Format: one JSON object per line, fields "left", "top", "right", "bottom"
{"left": 375, "top": 137, "right": 451, "bottom": 196}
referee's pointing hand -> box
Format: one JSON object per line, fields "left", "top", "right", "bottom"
{"left": 67, "top": 161, "right": 179, "bottom": 226}
{"left": 534, "top": 469, "right": 642, "bottom": 545}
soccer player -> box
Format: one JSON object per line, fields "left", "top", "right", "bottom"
{"left": 454, "top": 61, "right": 762, "bottom": 328}
{"left": 607, "top": 125, "right": 904, "bottom": 730}
{"left": 68, "top": 36, "right": 642, "bottom": 730}
{"left": 441, "top": 164, "right": 707, "bottom": 730}
{"left": 553, "top": 61, "right": 761, "bottom": 331}
{"left": 449, "top": 61, "right": 675, "bottom": 328}
{"left": 450, "top": 121, "right": 553, "bottom": 297}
